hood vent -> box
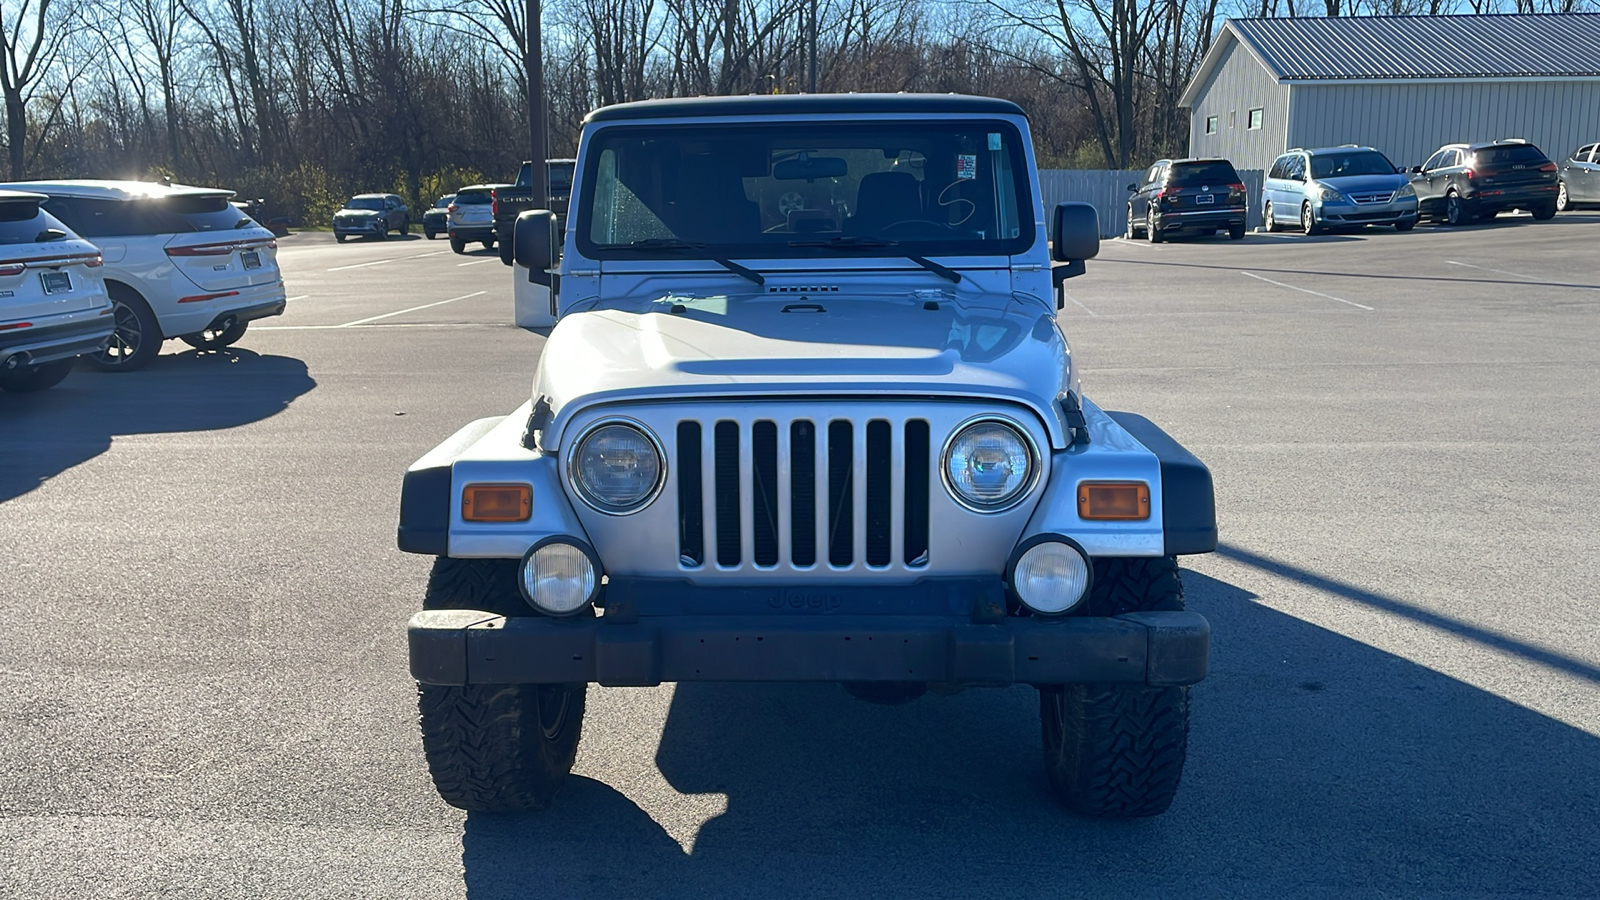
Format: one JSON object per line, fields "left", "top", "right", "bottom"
{"left": 768, "top": 285, "right": 839, "bottom": 293}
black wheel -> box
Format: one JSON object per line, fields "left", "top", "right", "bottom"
{"left": 1146, "top": 209, "right": 1163, "bottom": 243}
{"left": 1395, "top": 219, "right": 1416, "bottom": 232}
{"left": 1556, "top": 183, "right": 1570, "bottom": 212}
{"left": 86, "top": 287, "right": 161, "bottom": 372}
{"left": 500, "top": 238, "right": 515, "bottom": 266}
{"left": 425, "top": 229, "right": 437, "bottom": 240}
{"left": 1039, "top": 556, "right": 1190, "bottom": 818}
{"left": 179, "top": 320, "right": 248, "bottom": 350}
{"left": 374, "top": 225, "right": 388, "bottom": 240}
{"left": 0, "top": 358, "right": 74, "bottom": 392}
{"left": 400, "top": 218, "right": 410, "bottom": 236}
{"left": 1228, "top": 223, "right": 1246, "bottom": 240}
{"left": 1531, "top": 202, "right": 1557, "bottom": 221}
{"left": 416, "top": 557, "right": 587, "bottom": 813}
{"left": 481, "top": 238, "right": 496, "bottom": 250}
{"left": 450, "top": 234, "right": 466, "bottom": 254}
{"left": 1300, "top": 201, "right": 1320, "bottom": 235}
{"left": 335, "top": 233, "right": 347, "bottom": 243}
{"left": 1445, "top": 191, "right": 1470, "bottom": 226}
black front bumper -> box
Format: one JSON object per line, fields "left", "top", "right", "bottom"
{"left": 409, "top": 608, "right": 1210, "bottom": 688}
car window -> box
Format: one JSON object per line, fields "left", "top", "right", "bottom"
{"left": 1571, "top": 146, "right": 1593, "bottom": 162}
{"left": 549, "top": 162, "right": 576, "bottom": 192}
{"left": 1268, "top": 157, "right": 1288, "bottom": 180}
{"left": 1473, "top": 144, "right": 1548, "bottom": 165}
{"left": 1167, "top": 161, "right": 1240, "bottom": 186}
{"left": 44, "top": 195, "right": 248, "bottom": 237}
{"left": 455, "top": 191, "right": 493, "bottom": 204}
{"left": 435, "top": 195, "right": 454, "bottom": 208}
{"left": 1283, "top": 156, "right": 1305, "bottom": 181}
{"left": 0, "top": 198, "right": 72, "bottom": 245}
{"left": 1309, "top": 151, "right": 1397, "bottom": 179}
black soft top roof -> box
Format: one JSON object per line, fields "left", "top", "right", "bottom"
{"left": 585, "top": 93, "right": 1027, "bottom": 124}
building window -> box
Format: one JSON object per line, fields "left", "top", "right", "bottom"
{"left": 1205, "top": 116, "right": 1218, "bottom": 135}
{"left": 1248, "top": 108, "right": 1263, "bottom": 130}
{"left": 1229, "top": 110, "right": 1237, "bottom": 129}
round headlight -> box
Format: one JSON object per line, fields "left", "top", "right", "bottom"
{"left": 1010, "top": 538, "right": 1092, "bottom": 615}
{"left": 571, "top": 421, "right": 664, "bottom": 514}
{"left": 520, "top": 539, "right": 598, "bottom": 615}
{"left": 943, "top": 419, "right": 1035, "bottom": 511}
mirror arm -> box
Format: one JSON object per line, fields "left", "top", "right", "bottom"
{"left": 1051, "top": 259, "right": 1085, "bottom": 309}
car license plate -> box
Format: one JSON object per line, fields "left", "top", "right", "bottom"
{"left": 1196, "top": 194, "right": 1215, "bottom": 205}
{"left": 241, "top": 249, "right": 261, "bottom": 270}
{"left": 40, "top": 271, "right": 71, "bottom": 294}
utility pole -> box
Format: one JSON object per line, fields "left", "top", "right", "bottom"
{"left": 807, "top": 0, "right": 818, "bottom": 93}
{"left": 525, "top": 0, "right": 548, "bottom": 208}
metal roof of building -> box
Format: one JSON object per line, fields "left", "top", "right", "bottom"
{"left": 1231, "top": 13, "right": 1600, "bottom": 81}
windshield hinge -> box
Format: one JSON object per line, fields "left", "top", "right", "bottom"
{"left": 1060, "top": 392, "right": 1091, "bottom": 447}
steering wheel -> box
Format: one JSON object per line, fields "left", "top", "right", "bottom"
{"left": 777, "top": 192, "right": 806, "bottom": 216}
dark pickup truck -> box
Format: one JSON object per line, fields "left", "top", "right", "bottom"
{"left": 493, "top": 158, "right": 576, "bottom": 265}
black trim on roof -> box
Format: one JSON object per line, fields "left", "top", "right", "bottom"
{"left": 585, "top": 94, "right": 1027, "bottom": 124}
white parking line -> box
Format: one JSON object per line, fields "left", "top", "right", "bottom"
{"left": 1447, "top": 260, "right": 1540, "bottom": 281}
{"left": 285, "top": 295, "right": 308, "bottom": 302}
{"left": 326, "top": 250, "right": 443, "bottom": 272}
{"left": 457, "top": 258, "right": 498, "bottom": 267}
{"left": 254, "top": 322, "right": 499, "bottom": 331}
{"left": 1060, "top": 289, "right": 1098, "bottom": 316}
{"left": 335, "top": 291, "right": 487, "bottom": 327}
{"left": 1241, "top": 271, "right": 1373, "bottom": 310}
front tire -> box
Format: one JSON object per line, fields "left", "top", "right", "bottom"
{"left": 1300, "top": 201, "right": 1321, "bottom": 235}
{"left": 0, "top": 358, "right": 74, "bottom": 392}
{"left": 1445, "top": 191, "right": 1470, "bottom": 226}
{"left": 1556, "top": 182, "right": 1570, "bottom": 212}
{"left": 1039, "top": 556, "right": 1190, "bottom": 818}
{"left": 416, "top": 557, "right": 586, "bottom": 813}
{"left": 1395, "top": 219, "right": 1416, "bottom": 232}
{"left": 335, "top": 233, "right": 347, "bottom": 243}
{"left": 86, "top": 287, "right": 161, "bottom": 372}
{"left": 1263, "top": 200, "right": 1279, "bottom": 233}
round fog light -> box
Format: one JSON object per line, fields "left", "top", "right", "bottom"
{"left": 1009, "top": 537, "right": 1091, "bottom": 615}
{"left": 520, "top": 538, "right": 599, "bottom": 616}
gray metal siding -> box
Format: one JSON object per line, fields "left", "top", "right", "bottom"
{"left": 1188, "top": 37, "right": 1292, "bottom": 173}
{"left": 1287, "top": 81, "right": 1600, "bottom": 172}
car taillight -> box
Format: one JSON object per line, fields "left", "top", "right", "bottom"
{"left": 1228, "top": 182, "right": 1247, "bottom": 198}
{"left": 85, "top": 255, "right": 103, "bottom": 267}
{"left": 447, "top": 204, "right": 457, "bottom": 213}
{"left": 1463, "top": 168, "right": 1475, "bottom": 182}
{"left": 491, "top": 190, "right": 499, "bottom": 217}
{"left": 1539, "top": 162, "right": 1558, "bottom": 172}
{"left": 166, "top": 244, "right": 233, "bottom": 257}
{"left": 0, "top": 263, "right": 23, "bottom": 276}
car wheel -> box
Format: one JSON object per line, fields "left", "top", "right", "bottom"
{"left": 1228, "top": 223, "right": 1246, "bottom": 240}
{"left": 425, "top": 229, "right": 437, "bottom": 240}
{"left": 0, "top": 358, "right": 74, "bottom": 392}
{"left": 401, "top": 218, "right": 410, "bottom": 236}
{"left": 416, "top": 557, "right": 587, "bottom": 812}
{"left": 1124, "top": 204, "right": 1138, "bottom": 239}
{"left": 481, "top": 238, "right": 496, "bottom": 250}
{"left": 1395, "top": 219, "right": 1416, "bottom": 232}
{"left": 450, "top": 234, "right": 466, "bottom": 255}
{"left": 86, "top": 286, "right": 161, "bottom": 372}
{"left": 499, "top": 239, "right": 515, "bottom": 266}
{"left": 1039, "top": 557, "right": 1189, "bottom": 818}
{"left": 335, "top": 233, "right": 347, "bottom": 243}
{"left": 1263, "top": 200, "right": 1279, "bottom": 232}
{"left": 1556, "top": 183, "right": 1569, "bottom": 212}
{"left": 1445, "top": 191, "right": 1470, "bottom": 226}
{"left": 1146, "top": 209, "right": 1163, "bottom": 243}
{"left": 1531, "top": 202, "right": 1557, "bottom": 221}
{"left": 179, "top": 320, "right": 249, "bottom": 350}
{"left": 374, "top": 225, "right": 387, "bottom": 240}
{"left": 1300, "top": 201, "right": 1321, "bottom": 235}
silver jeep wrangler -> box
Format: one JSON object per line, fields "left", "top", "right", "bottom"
{"left": 400, "top": 94, "right": 1215, "bottom": 818}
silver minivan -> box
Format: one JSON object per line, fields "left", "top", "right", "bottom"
{"left": 1263, "top": 146, "right": 1419, "bottom": 234}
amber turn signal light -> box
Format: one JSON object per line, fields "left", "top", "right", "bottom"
{"left": 1077, "top": 482, "right": 1150, "bottom": 520}
{"left": 462, "top": 484, "right": 532, "bottom": 522}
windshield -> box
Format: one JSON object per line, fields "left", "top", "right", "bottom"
{"left": 1310, "top": 152, "right": 1398, "bottom": 179}
{"left": 1168, "top": 161, "right": 1240, "bottom": 186}
{"left": 347, "top": 197, "right": 385, "bottom": 211}
{"left": 578, "top": 121, "right": 1032, "bottom": 258}
{"left": 455, "top": 191, "right": 493, "bottom": 205}
{"left": 433, "top": 195, "right": 454, "bottom": 209}
{"left": 1473, "top": 145, "right": 1548, "bottom": 166}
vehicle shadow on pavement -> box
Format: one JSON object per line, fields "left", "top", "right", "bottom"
{"left": 459, "top": 569, "right": 1600, "bottom": 899}
{"left": 0, "top": 347, "right": 314, "bottom": 503}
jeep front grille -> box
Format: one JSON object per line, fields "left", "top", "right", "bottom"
{"left": 676, "top": 417, "right": 932, "bottom": 570}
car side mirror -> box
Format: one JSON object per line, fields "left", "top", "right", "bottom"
{"left": 514, "top": 210, "right": 559, "bottom": 287}
{"left": 1125, "top": 183, "right": 1137, "bottom": 192}
{"left": 1409, "top": 166, "right": 1423, "bottom": 174}
{"left": 1050, "top": 202, "right": 1099, "bottom": 306}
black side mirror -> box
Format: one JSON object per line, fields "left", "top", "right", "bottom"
{"left": 514, "top": 209, "right": 558, "bottom": 286}
{"left": 1051, "top": 202, "right": 1100, "bottom": 263}
{"left": 1409, "top": 165, "right": 1423, "bottom": 174}
{"left": 1126, "top": 183, "right": 1137, "bottom": 192}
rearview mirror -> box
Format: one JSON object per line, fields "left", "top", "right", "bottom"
{"left": 773, "top": 157, "right": 848, "bottom": 181}
{"left": 514, "top": 209, "right": 558, "bottom": 287}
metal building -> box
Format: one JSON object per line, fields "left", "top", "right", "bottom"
{"left": 1180, "top": 14, "right": 1600, "bottom": 174}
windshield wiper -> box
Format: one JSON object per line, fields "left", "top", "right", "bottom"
{"left": 790, "top": 237, "right": 961, "bottom": 283}
{"left": 627, "top": 238, "right": 765, "bottom": 285}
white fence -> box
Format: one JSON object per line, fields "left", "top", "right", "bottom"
{"left": 1039, "top": 169, "right": 1266, "bottom": 236}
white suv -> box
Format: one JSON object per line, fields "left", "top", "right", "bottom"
{"left": 0, "top": 190, "right": 113, "bottom": 392}
{"left": 0, "top": 180, "right": 287, "bottom": 370}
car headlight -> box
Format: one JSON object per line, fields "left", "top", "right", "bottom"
{"left": 1007, "top": 535, "right": 1092, "bottom": 616}
{"left": 570, "top": 420, "right": 665, "bottom": 514}
{"left": 1395, "top": 183, "right": 1417, "bottom": 199}
{"left": 519, "top": 537, "right": 600, "bottom": 615}
{"left": 942, "top": 418, "right": 1036, "bottom": 512}
{"left": 1318, "top": 187, "right": 1344, "bottom": 202}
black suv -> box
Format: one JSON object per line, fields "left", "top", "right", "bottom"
{"left": 1409, "top": 140, "right": 1559, "bottom": 225}
{"left": 1126, "top": 158, "right": 1247, "bottom": 242}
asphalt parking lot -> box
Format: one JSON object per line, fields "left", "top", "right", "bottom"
{"left": 3, "top": 214, "right": 1599, "bottom": 898}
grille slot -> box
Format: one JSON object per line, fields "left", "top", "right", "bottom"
{"left": 828, "top": 420, "right": 854, "bottom": 566}
{"left": 714, "top": 421, "right": 741, "bottom": 566}
{"left": 752, "top": 421, "right": 779, "bottom": 567}
{"left": 791, "top": 421, "right": 817, "bottom": 566}
{"left": 904, "top": 420, "right": 930, "bottom": 566}
{"left": 677, "top": 421, "right": 703, "bottom": 566}
{"left": 865, "top": 420, "right": 892, "bottom": 567}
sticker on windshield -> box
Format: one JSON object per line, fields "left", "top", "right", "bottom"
{"left": 988, "top": 133, "right": 1003, "bottom": 150}
{"left": 956, "top": 154, "right": 978, "bottom": 180}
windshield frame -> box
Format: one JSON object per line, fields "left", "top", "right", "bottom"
{"left": 573, "top": 118, "right": 1036, "bottom": 261}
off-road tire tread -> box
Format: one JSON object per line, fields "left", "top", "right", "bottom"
{"left": 1083, "top": 555, "right": 1184, "bottom": 616}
